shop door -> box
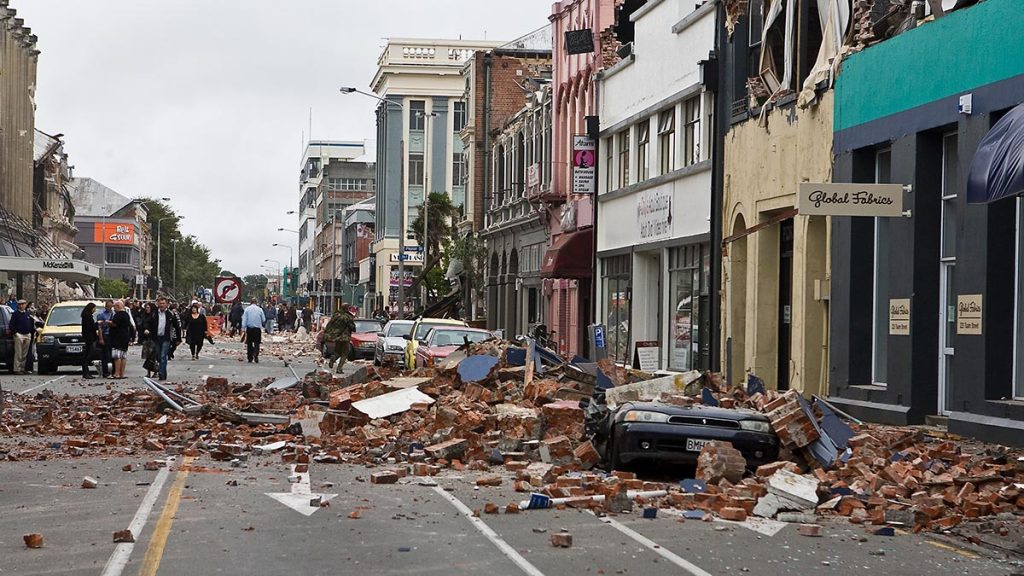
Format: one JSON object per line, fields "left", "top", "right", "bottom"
{"left": 938, "top": 262, "right": 955, "bottom": 415}
{"left": 777, "top": 219, "right": 794, "bottom": 390}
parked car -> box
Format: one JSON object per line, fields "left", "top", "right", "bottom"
{"left": 374, "top": 319, "right": 413, "bottom": 367}
{"left": 36, "top": 300, "right": 103, "bottom": 375}
{"left": 0, "top": 304, "right": 23, "bottom": 372}
{"left": 587, "top": 399, "right": 779, "bottom": 471}
{"left": 413, "top": 326, "right": 494, "bottom": 368}
{"left": 403, "top": 317, "right": 468, "bottom": 369}
{"left": 317, "top": 318, "right": 383, "bottom": 360}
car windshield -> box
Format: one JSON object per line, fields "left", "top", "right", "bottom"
{"left": 47, "top": 305, "right": 87, "bottom": 327}
{"left": 354, "top": 320, "right": 380, "bottom": 334}
{"left": 430, "top": 330, "right": 491, "bottom": 347}
{"left": 386, "top": 322, "right": 413, "bottom": 337}
{"left": 416, "top": 322, "right": 460, "bottom": 339}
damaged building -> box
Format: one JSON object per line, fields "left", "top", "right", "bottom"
{"left": 828, "top": 0, "right": 1024, "bottom": 445}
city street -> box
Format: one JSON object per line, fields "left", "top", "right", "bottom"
{"left": 1, "top": 341, "right": 1021, "bottom": 576}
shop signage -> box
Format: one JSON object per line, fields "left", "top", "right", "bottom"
{"left": 633, "top": 341, "right": 660, "bottom": 373}
{"left": 564, "top": 29, "right": 595, "bottom": 55}
{"left": 797, "top": 183, "right": 904, "bottom": 217}
{"left": 93, "top": 222, "right": 136, "bottom": 245}
{"left": 390, "top": 252, "right": 423, "bottom": 263}
{"left": 389, "top": 270, "right": 414, "bottom": 287}
{"left": 572, "top": 135, "right": 596, "bottom": 195}
{"left": 637, "top": 188, "right": 673, "bottom": 241}
{"left": 527, "top": 163, "right": 540, "bottom": 189}
{"left": 956, "top": 294, "right": 983, "bottom": 335}
{"left": 889, "top": 298, "right": 911, "bottom": 335}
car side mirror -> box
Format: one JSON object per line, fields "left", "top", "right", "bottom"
{"left": 402, "top": 334, "right": 412, "bottom": 341}
{"left": 377, "top": 331, "right": 385, "bottom": 337}
{"left": 418, "top": 339, "right": 428, "bottom": 346}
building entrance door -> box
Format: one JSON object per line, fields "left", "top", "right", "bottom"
{"left": 777, "top": 219, "right": 794, "bottom": 391}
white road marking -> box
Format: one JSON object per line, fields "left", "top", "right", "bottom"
{"left": 265, "top": 464, "right": 337, "bottom": 516}
{"left": 715, "top": 517, "right": 787, "bottom": 537}
{"left": 99, "top": 461, "right": 173, "bottom": 576}
{"left": 597, "top": 514, "right": 713, "bottom": 576}
{"left": 432, "top": 486, "right": 546, "bottom": 576}
{"left": 20, "top": 375, "right": 65, "bottom": 395}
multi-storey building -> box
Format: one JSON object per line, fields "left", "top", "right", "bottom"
{"left": 296, "top": 140, "right": 373, "bottom": 305}
{"left": 369, "top": 37, "right": 502, "bottom": 312}
{"left": 340, "top": 198, "right": 375, "bottom": 315}
{"left": 596, "top": 0, "right": 716, "bottom": 371}
{"left": 0, "top": 1, "right": 36, "bottom": 224}
{"left": 70, "top": 177, "right": 151, "bottom": 287}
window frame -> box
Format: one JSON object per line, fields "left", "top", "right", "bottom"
{"left": 409, "top": 100, "right": 426, "bottom": 131}
{"left": 637, "top": 120, "right": 650, "bottom": 183}
{"left": 871, "top": 147, "right": 893, "bottom": 387}
{"left": 658, "top": 109, "right": 676, "bottom": 175}
{"left": 683, "top": 96, "right": 701, "bottom": 167}
{"left": 617, "top": 129, "right": 630, "bottom": 189}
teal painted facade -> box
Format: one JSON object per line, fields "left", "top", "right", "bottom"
{"left": 834, "top": 0, "right": 1024, "bottom": 132}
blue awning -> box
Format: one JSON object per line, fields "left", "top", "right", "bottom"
{"left": 967, "top": 103, "right": 1024, "bottom": 204}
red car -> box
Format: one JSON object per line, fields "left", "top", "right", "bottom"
{"left": 414, "top": 327, "right": 494, "bottom": 367}
{"left": 319, "top": 318, "right": 383, "bottom": 360}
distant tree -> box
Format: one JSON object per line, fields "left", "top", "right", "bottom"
{"left": 408, "top": 192, "right": 460, "bottom": 301}
{"left": 97, "top": 278, "right": 131, "bottom": 298}
{"left": 242, "top": 274, "right": 268, "bottom": 301}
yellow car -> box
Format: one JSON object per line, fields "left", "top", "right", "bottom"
{"left": 403, "top": 317, "right": 468, "bottom": 369}
{"left": 36, "top": 300, "right": 104, "bottom": 374}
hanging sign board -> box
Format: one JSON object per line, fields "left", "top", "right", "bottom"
{"left": 572, "top": 135, "right": 596, "bottom": 195}
{"left": 797, "top": 183, "right": 904, "bottom": 217}
{"left": 956, "top": 294, "right": 983, "bottom": 335}
{"left": 633, "top": 341, "right": 660, "bottom": 373}
{"left": 564, "top": 29, "right": 595, "bottom": 55}
{"left": 889, "top": 298, "right": 910, "bottom": 335}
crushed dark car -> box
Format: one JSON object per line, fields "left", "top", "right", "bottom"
{"left": 584, "top": 397, "right": 780, "bottom": 471}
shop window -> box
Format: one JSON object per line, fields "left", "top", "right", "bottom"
{"left": 872, "top": 148, "right": 893, "bottom": 386}
{"left": 106, "top": 246, "right": 131, "bottom": 265}
{"left": 637, "top": 121, "right": 650, "bottom": 183}
{"left": 602, "top": 255, "right": 631, "bottom": 364}
{"left": 683, "top": 97, "right": 701, "bottom": 166}
{"left": 669, "top": 244, "right": 709, "bottom": 371}
{"left": 527, "top": 288, "right": 540, "bottom": 325}
{"left": 604, "top": 136, "right": 614, "bottom": 193}
{"left": 658, "top": 110, "right": 675, "bottom": 174}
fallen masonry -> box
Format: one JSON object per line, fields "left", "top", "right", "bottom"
{"left": 1, "top": 338, "right": 1023, "bottom": 552}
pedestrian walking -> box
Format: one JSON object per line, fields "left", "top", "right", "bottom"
{"left": 302, "top": 306, "right": 312, "bottom": 332}
{"left": 145, "top": 297, "right": 181, "bottom": 381}
{"left": 108, "top": 300, "right": 133, "bottom": 379}
{"left": 80, "top": 302, "right": 99, "bottom": 379}
{"left": 322, "top": 304, "right": 356, "bottom": 373}
{"left": 97, "top": 300, "right": 114, "bottom": 378}
{"left": 263, "top": 300, "right": 276, "bottom": 334}
{"left": 9, "top": 299, "right": 35, "bottom": 374}
{"left": 139, "top": 302, "right": 156, "bottom": 377}
{"left": 229, "top": 301, "right": 244, "bottom": 337}
{"left": 285, "top": 305, "right": 298, "bottom": 333}
{"left": 185, "top": 303, "right": 208, "bottom": 360}
{"left": 241, "top": 298, "right": 266, "bottom": 363}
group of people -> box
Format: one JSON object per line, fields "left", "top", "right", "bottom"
{"left": 80, "top": 297, "right": 214, "bottom": 381}
{"left": 227, "top": 300, "right": 312, "bottom": 335}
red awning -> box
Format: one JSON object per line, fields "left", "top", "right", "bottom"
{"left": 540, "top": 228, "right": 594, "bottom": 279}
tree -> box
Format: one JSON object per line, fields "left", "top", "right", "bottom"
{"left": 408, "top": 192, "right": 460, "bottom": 301}
{"left": 141, "top": 198, "right": 222, "bottom": 300}
{"left": 242, "top": 274, "right": 268, "bottom": 301}
{"left": 97, "top": 277, "right": 131, "bottom": 298}
{"left": 448, "top": 234, "right": 488, "bottom": 303}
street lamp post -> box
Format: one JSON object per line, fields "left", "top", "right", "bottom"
{"left": 171, "top": 239, "right": 178, "bottom": 299}
{"left": 157, "top": 214, "right": 183, "bottom": 291}
{"left": 340, "top": 86, "right": 406, "bottom": 315}
{"left": 418, "top": 110, "right": 438, "bottom": 308}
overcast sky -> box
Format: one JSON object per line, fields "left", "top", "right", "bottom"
{"left": 17, "top": 0, "right": 552, "bottom": 275}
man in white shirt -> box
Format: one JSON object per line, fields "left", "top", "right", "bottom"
{"left": 241, "top": 298, "right": 267, "bottom": 363}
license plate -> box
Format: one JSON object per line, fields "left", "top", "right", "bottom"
{"left": 686, "top": 438, "right": 712, "bottom": 452}
{"left": 66, "top": 345, "right": 83, "bottom": 353}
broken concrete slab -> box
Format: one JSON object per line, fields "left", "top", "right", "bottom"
{"left": 767, "top": 469, "right": 819, "bottom": 510}
{"left": 351, "top": 387, "right": 435, "bottom": 419}
{"left": 602, "top": 371, "right": 702, "bottom": 407}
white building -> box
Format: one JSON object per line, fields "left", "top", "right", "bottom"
{"left": 369, "top": 38, "right": 502, "bottom": 312}
{"left": 596, "top": 0, "right": 716, "bottom": 370}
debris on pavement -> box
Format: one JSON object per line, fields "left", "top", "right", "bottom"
{"left": 23, "top": 533, "right": 43, "bottom": 548}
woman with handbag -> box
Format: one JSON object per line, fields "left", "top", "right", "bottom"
{"left": 80, "top": 302, "right": 99, "bottom": 379}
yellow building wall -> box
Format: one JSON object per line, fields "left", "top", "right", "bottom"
{"left": 722, "top": 92, "right": 834, "bottom": 396}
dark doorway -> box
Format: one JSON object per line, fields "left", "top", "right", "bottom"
{"left": 777, "top": 219, "right": 793, "bottom": 390}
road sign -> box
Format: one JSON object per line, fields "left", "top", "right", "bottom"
{"left": 214, "top": 276, "right": 242, "bottom": 303}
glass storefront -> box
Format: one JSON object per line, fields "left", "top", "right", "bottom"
{"left": 669, "top": 244, "right": 710, "bottom": 371}
{"left": 602, "top": 255, "right": 631, "bottom": 363}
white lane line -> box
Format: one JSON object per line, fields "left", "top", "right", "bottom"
{"left": 597, "top": 514, "right": 714, "bottom": 576}
{"left": 20, "top": 375, "right": 66, "bottom": 395}
{"left": 99, "top": 462, "right": 173, "bottom": 576}
{"left": 432, "top": 486, "right": 546, "bottom": 576}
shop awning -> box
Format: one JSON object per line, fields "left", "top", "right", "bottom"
{"left": 967, "top": 103, "right": 1024, "bottom": 204}
{"left": 0, "top": 255, "right": 100, "bottom": 283}
{"left": 540, "top": 228, "right": 594, "bottom": 279}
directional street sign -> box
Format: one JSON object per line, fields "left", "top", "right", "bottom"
{"left": 214, "top": 276, "right": 242, "bottom": 304}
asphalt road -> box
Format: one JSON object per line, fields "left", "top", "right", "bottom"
{"left": 1, "top": 341, "right": 1021, "bottom": 576}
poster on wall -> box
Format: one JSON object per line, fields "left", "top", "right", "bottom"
{"left": 889, "top": 298, "right": 910, "bottom": 335}
{"left": 956, "top": 294, "right": 983, "bottom": 335}
{"left": 633, "top": 341, "right": 660, "bottom": 373}
{"left": 572, "top": 135, "right": 596, "bottom": 194}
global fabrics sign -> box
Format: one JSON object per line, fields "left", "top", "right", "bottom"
{"left": 797, "top": 183, "right": 904, "bottom": 217}
{"left": 93, "top": 222, "right": 136, "bottom": 244}
{"left": 572, "top": 135, "right": 596, "bottom": 195}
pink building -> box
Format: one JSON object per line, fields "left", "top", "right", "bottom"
{"left": 540, "top": 0, "right": 618, "bottom": 357}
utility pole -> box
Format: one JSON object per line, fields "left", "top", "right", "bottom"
{"left": 418, "top": 110, "right": 437, "bottom": 309}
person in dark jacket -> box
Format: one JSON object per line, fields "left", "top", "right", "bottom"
{"left": 145, "top": 297, "right": 181, "bottom": 381}
{"left": 228, "top": 301, "right": 244, "bottom": 337}
{"left": 80, "top": 303, "right": 99, "bottom": 379}
{"left": 9, "top": 299, "right": 35, "bottom": 374}
{"left": 108, "top": 300, "right": 133, "bottom": 379}
{"left": 140, "top": 302, "right": 157, "bottom": 377}
{"left": 184, "top": 303, "right": 208, "bottom": 360}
